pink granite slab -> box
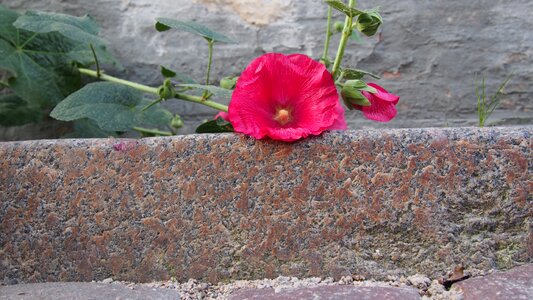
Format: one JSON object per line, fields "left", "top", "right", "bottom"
{"left": 1, "top": 127, "right": 531, "bottom": 283}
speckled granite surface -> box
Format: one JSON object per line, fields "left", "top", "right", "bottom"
{"left": 1, "top": 127, "right": 531, "bottom": 284}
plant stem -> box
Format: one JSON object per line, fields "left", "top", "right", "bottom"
{"left": 322, "top": 7, "right": 333, "bottom": 60}
{"left": 142, "top": 98, "right": 163, "bottom": 111}
{"left": 175, "top": 92, "right": 228, "bottom": 112}
{"left": 132, "top": 127, "right": 173, "bottom": 136}
{"left": 78, "top": 68, "right": 229, "bottom": 112}
{"left": 331, "top": 0, "right": 356, "bottom": 79}
{"left": 89, "top": 44, "right": 101, "bottom": 77}
{"left": 205, "top": 40, "right": 214, "bottom": 86}
{"left": 201, "top": 40, "right": 215, "bottom": 100}
{"left": 78, "top": 68, "right": 159, "bottom": 95}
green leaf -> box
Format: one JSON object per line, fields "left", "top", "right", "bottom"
{"left": 63, "top": 118, "right": 118, "bottom": 138}
{"left": 349, "top": 29, "right": 365, "bottom": 44}
{"left": 0, "top": 93, "right": 42, "bottom": 126}
{"left": 137, "top": 99, "right": 173, "bottom": 128}
{"left": 155, "top": 18, "right": 237, "bottom": 44}
{"left": 324, "top": 0, "right": 364, "bottom": 17}
{"left": 178, "top": 84, "right": 233, "bottom": 101}
{"left": 0, "top": 5, "right": 20, "bottom": 43}
{"left": 341, "top": 68, "right": 381, "bottom": 80}
{"left": 13, "top": 10, "right": 105, "bottom": 46}
{"left": 0, "top": 6, "right": 117, "bottom": 107}
{"left": 68, "top": 43, "right": 120, "bottom": 67}
{"left": 196, "top": 117, "right": 234, "bottom": 134}
{"left": 161, "top": 65, "right": 177, "bottom": 78}
{"left": 50, "top": 82, "right": 172, "bottom": 131}
{"left": 160, "top": 65, "right": 197, "bottom": 83}
{"left": 12, "top": 9, "right": 118, "bottom": 67}
{"left": 0, "top": 37, "right": 81, "bottom": 108}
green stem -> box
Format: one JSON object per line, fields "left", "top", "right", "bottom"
{"left": 132, "top": 127, "right": 173, "bottom": 136}
{"left": 78, "top": 68, "right": 228, "bottom": 112}
{"left": 78, "top": 68, "right": 159, "bottom": 95}
{"left": 175, "top": 92, "right": 228, "bottom": 112}
{"left": 205, "top": 40, "right": 214, "bottom": 86}
{"left": 89, "top": 44, "right": 101, "bottom": 77}
{"left": 202, "top": 40, "right": 215, "bottom": 99}
{"left": 142, "top": 98, "right": 163, "bottom": 111}
{"left": 322, "top": 7, "right": 333, "bottom": 60}
{"left": 331, "top": 0, "right": 356, "bottom": 79}
{"left": 0, "top": 80, "right": 8, "bottom": 88}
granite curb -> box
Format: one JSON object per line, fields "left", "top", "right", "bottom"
{"left": 1, "top": 127, "right": 532, "bottom": 283}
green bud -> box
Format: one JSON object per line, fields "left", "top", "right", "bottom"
{"left": 220, "top": 76, "right": 238, "bottom": 90}
{"left": 171, "top": 114, "right": 184, "bottom": 129}
{"left": 158, "top": 78, "right": 175, "bottom": 99}
{"left": 341, "top": 80, "right": 372, "bottom": 107}
{"left": 333, "top": 21, "right": 345, "bottom": 33}
{"left": 355, "top": 10, "right": 383, "bottom": 37}
{"left": 346, "top": 79, "right": 367, "bottom": 90}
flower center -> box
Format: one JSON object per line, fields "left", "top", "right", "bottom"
{"left": 274, "top": 108, "right": 292, "bottom": 125}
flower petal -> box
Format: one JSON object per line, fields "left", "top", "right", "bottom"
{"left": 358, "top": 91, "right": 397, "bottom": 122}
{"left": 368, "top": 83, "right": 400, "bottom": 104}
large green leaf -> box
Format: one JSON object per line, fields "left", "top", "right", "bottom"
{"left": 196, "top": 117, "right": 234, "bottom": 134}
{"left": 68, "top": 43, "right": 120, "bottom": 67}
{"left": 155, "top": 18, "right": 237, "bottom": 44}
{"left": 0, "top": 37, "right": 80, "bottom": 107}
{"left": 0, "top": 93, "right": 42, "bottom": 126}
{"left": 13, "top": 10, "right": 118, "bottom": 66}
{"left": 50, "top": 82, "right": 172, "bottom": 131}
{"left": 178, "top": 83, "right": 233, "bottom": 101}
{"left": 324, "top": 0, "right": 364, "bottom": 17}
{"left": 13, "top": 10, "right": 104, "bottom": 46}
{"left": 63, "top": 118, "right": 118, "bottom": 138}
{"left": 0, "top": 5, "right": 19, "bottom": 43}
{"left": 0, "top": 6, "right": 116, "bottom": 108}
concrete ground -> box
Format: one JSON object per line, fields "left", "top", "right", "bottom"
{"left": 1, "top": 264, "right": 531, "bottom": 300}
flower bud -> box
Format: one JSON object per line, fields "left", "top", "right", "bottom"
{"left": 220, "top": 76, "right": 238, "bottom": 90}
{"left": 171, "top": 114, "right": 184, "bottom": 129}
{"left": 355, "top": 10, "right": 382, "bottom": 37}
{"left": 158, "top": 79, "right": 175, "bottom": 99}
{"left": 333, "top": 21, "right": 344, "bottom": 33}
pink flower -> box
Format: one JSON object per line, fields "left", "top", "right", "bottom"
{"left": 227, "top": 53, "right": 347, "bottom": 142}
{"left": 355, "top": 83, "right": 400, "bottom": 122}
{"left": 214, "top": 111, "right": 229, "bottom": 121}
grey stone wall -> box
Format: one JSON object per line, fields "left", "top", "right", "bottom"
{"left": 2, "top": 0, "right": 532, "bottom": 136}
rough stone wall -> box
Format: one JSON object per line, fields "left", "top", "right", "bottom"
{"left": 1, "top": 0, "right": 532, "bottom": 136}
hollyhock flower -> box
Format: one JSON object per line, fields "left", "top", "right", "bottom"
{"left": 355, "top": 83, "right": 400, "bottom": 122}
{"left": 227, "top": 53, "right": 347, "bottom": 142}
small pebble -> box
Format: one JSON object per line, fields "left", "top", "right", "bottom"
{"left": 83, "top": 273, "right": 456, "bottom": 300}
{"left": 101, "top": 278, "right": 113, "bottom": 284}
